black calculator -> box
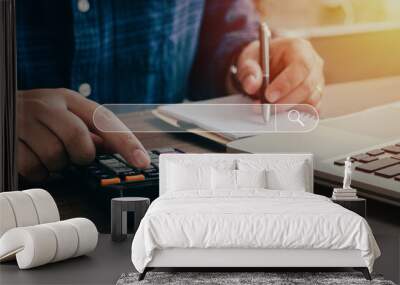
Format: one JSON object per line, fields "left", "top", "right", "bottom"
{"left": 80, "top": 148, "right": 184, "bottom": 201}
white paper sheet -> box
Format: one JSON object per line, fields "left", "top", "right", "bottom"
{"left": 158, "top": 95, "right": 318, "bottom": 140}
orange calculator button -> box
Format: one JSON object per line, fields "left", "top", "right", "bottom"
{"left": 100, "top": 177, "right": 121, "bottom": 187}
{"left": 125, "top": 174, "right": 145, "bottom": 182}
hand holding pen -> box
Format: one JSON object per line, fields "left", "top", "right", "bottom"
{"left": 229, "top": 22, "right": 325, "bottom": 115}
{"left": 258, "top": 22, "right": 271, "bottom": 123}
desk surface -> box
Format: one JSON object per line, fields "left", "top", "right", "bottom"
{"left": 0, "top": 234, "right": 133, "bottom": 285}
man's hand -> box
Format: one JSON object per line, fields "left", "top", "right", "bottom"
{"left": 17, "top": 89, "right": 150, "bottom": 182}
{"left": 234, "top": 38, "right": 325, "bottom": 112}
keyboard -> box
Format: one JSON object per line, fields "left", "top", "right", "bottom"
{"left": 80, "top": 148, "right": 184, "bottom": 201}
{"left": 334, "top": 143, "right": 400, "bottom": 181}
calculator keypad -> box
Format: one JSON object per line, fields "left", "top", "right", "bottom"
{"left": 84, "top": 148, "right": 183, "bottom": 187}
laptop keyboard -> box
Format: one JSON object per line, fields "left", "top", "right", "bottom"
{"left": 334, "top": 143, "right": 400, "bottom": 181}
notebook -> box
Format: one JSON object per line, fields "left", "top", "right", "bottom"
{"left": 154, "top": 95, "right": 318, "bottom": 141}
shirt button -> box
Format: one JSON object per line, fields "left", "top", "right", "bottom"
{"left": 77, "top": 0, "right": 90, "bottom": 13}
{"left": 79, "top": 83, "right": 92, "bottom": 97}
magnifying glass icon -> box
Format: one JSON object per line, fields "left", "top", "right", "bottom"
{"left": 288, "top": 109, "right": 305, "bottom": 127}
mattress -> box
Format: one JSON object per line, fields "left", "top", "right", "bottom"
{"left": 131, "top": 190, "right": 380, "bottom": 273}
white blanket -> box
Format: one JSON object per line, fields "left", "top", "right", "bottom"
{"left": 131, "top": 190, "right": 380, "bottom": 273}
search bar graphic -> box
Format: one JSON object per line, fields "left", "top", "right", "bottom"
{"left": 288, "top": 109, "right": 305, "bottom": 127}
{"left": 93, "top": 104, "right": 319, "bottom": 134}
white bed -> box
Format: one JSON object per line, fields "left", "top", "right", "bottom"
{"left": 131, "top": 154, "right": 380, "bottom": 280}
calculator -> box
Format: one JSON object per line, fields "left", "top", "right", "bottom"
{"left": 79, "top": 148, "right": 184, "bottom": 202}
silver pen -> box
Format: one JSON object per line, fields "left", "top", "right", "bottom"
{"left": 259, "top": 22, "right": 271, "bottom": 123}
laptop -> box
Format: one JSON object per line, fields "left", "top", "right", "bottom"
{"left": 227, "top": 77, "right": 400, "bottom": 206}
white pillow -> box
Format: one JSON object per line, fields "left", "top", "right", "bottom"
{"left": 212, "top": 169, "right": 237, "bottom": 191}
{"left": 266, "top": 163, "right": 306, "bottom": 191}
{"left": 237, "top": 170, "right": 267, "bottom": 189}
{"left": 167, "top": 163, "right": 211, "bottom": 192}
{"left": 238, "top": 159, "right": 308, "bottom": 191}
{"left": 212, "top": 169, "right": 267, "bottom": 191}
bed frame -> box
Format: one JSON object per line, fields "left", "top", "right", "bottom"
{"left": 139, "top": 154, "right": 371, "bottom": 281}
{"left": 139, "top": 248, "right": 371, "bottom": 280}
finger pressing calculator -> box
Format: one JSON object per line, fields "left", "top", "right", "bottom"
{"left": 80, "top": 148, "right": 184, "bottom": 201}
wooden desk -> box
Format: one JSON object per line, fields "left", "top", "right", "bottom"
{"left": 321, "top": 75, "right": 400, "bottom": 118}
{"left": 117, "top": 112, "right": 226, "bottom": 153}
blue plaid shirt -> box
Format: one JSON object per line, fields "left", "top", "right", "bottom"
{"left": 17, "top": 0, "right": 258, "bottom": 104}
